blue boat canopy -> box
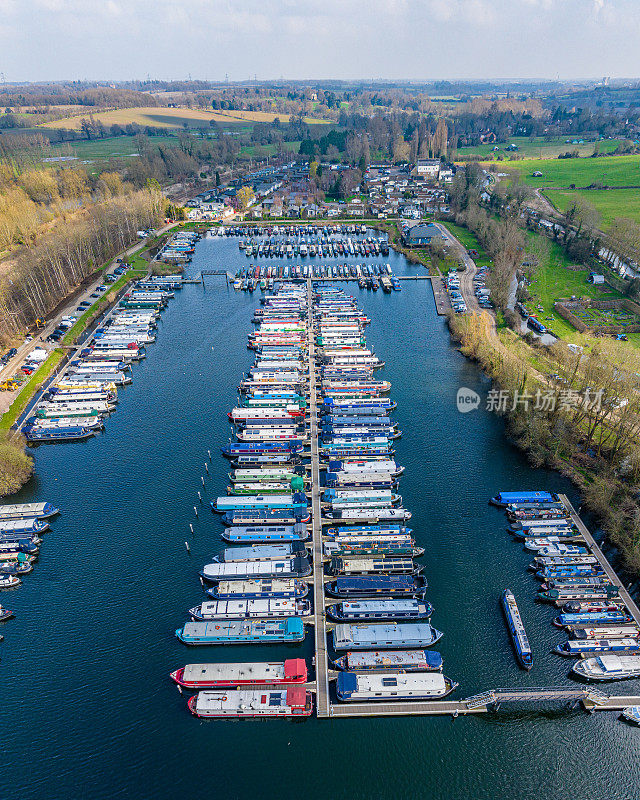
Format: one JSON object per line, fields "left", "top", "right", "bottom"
{"left": 494, "top": 491, "right": 556, "bottom": 504}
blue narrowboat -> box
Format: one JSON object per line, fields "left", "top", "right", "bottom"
{"left": 221, "top": 509, "right": 311, "bottom": 526}
{"left": 553, "top": 611, "right": 632, "bottom": 628}
{"left": 213, "top": 492, "right": 308, "bottom": 513}
{"left": 490, "top": 491, "right": 558, "bottom": 507}
{"left": 501, "top": 589, "right": 533, "bottom": 670}
{"left": 175, "top": 617, "right": 305, "bottom": 645}
{"left": 221, "top": 442, "right": 303, "bottom": 458}
{"left": 326, "top": 576, "right": 427, "bottom": 599}
{"left": 555, "top": 638, "right": 640, "bottom": 656}
{"left": 221, "top": 524, "right": 309, "bottom": 543}
{"left": 327, "top": 599, "right": 433, "bottom": 622}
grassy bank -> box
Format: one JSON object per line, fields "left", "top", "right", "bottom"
{"left": 449, "top": 311, "right": 640, "bottom": 576}
{"left": 0, "top": 349, "right": 66, "bottom": 433}
{"left": 544, "top": 187, "right": 640, "bottom": 229}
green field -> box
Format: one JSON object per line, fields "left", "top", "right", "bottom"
{"left": 456, "top": 136, "right": 624, "bottom": 160}
{"left": 506, "top": 154, "right": 640, "bottom": 188}
{"left": 523, "top": 232, "right": 624, "bottom": 338}
{"left": 544, "top": 187, "right": 640, "bottom": 229}
{"left": 441, "top": 221, "right": 492, "bottom": 268}
{"left": 47, "top": 135, "right": 180, "bottom": 163}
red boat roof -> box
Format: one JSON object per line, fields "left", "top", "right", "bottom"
{"left": 284, "top": 658, "right": 307, "bottom": 681}
{"left": 285, "top": 686, "right": 307, "bottom": 707}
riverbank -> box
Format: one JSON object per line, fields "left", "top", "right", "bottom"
{"left": 447, "top": 309, "right": 640, "bottom": 578}
{"left": 3, "top": 234, "right": 638, "bottom": 799}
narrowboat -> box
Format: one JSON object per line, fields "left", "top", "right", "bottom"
{"left": 229, "top": 467, "right": 304, "bottom": 482}
{"left": 572, "top": 626, "right": 639, "bottom": 640}
{"left": 326, "top": 575, "right": 427, "bottom": 598}
{"left": 229, "top": 481, "right": 301, "bottom": 496}
{"left": 525, "top": 542, "right": 588, "bottom": 555}
{"left": 621, "top": 706, "right": 640, "bottom": 726}
{"left": 187, "top": 687, "right": 313, "bottom": 718}
{"left": 0, "top": 518, "right": 49, "bottom": 534}
{"left": 26, "top": 425, "right": 95, "bottom": 443}
{"left": 490, "top": 491, "right": 558, "bottom": 508}
{"left": 189, "top": 598, "right": 311, "bottom": 620}
{"left": 208, "top": 578, "right": 309, "bottom": 600}
{"left": 176, "top": 617, "right": 305, "bottom": 645}
{"left": 221, "top": 509, "right": 311, "bottom": 526}
{"left": 326, "top": 508, "right": 412, "bottom": 523}
{"left": 333, "top": 622, "right": 443, "bottom": 650}
{"left": 221, "top": 442, "right": 303, "bottom": 458}
{"left": 562, "top": 601, "right": 625, "bottom": 613}
{"left": 221, "top": 524, "right": 309, "bottom": 543}
{"left": 324, "top": 540, "right": 422, "bottom": 558}
{"left": 214, "top": 542, "right": 308, "bottom": 562}
{"left": 326, "top": 458, "right": 403, "bottom": 476}
{"left": 554, "top": 638, "right": 640, "bottom": 656}
{"left": 201, "top": 556, "right": 311, "bottom": 582}
{"left": 213, "top": 493, "right": 308, "bottom": 513}
{"left": 170, "top": 658, "right": 308, "bottom": 688}
{"left": 538, "top": 587, "right": 619, "bottom": 604}
{"left": 325, "top": 524, "right": 412, "bottom": 538}
{"left": 554, "top": 611, "right": 632, "bottom": 628}
{"left": 327, "top": 599, "right": 433, "bottom": 621}
{"left": 572, "top": 654, "right": 640, "bottom": 681}
{"left": 336, "top": 672, "right": 457, "bottom": 701}
{"left": 332, "top": 650, "right": 443, "bottom": 672}
{"left": 329, "top": 556, "right": 420, "bottom": 576}
{"left": 501, "top": 590, "right": 533, "bottom": 670}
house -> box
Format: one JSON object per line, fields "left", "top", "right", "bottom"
{"left": 402, "top": 223, "right": 444, "bottom": 247}
{"left": 415, "top": 159, "right": 441, "bottom": 179}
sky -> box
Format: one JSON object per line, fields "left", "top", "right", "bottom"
{"left": 1, "top": 0, "right": 638, "bottom": 83}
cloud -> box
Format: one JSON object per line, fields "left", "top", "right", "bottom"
{"left": 0, "top": 0, "right": 639, "bottom": 81}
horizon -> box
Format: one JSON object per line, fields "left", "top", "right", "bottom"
{"left": 3, "top": 0, "right": 638, "bottom": 83}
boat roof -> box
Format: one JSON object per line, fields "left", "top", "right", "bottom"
{"left": 203, "top": 559, "right": 306, "bottom": 578}
{"left": 217, "top": 578, "right": 299, "bottom": 592}
{"left": 335, "top": 576, "right": 418, "bottom": 588}
{"left": 335, "top": 623, "right": 437, "bottom": 644}
{"left": 341, "top": 600, "right": 421, "bottom": 612}
{"left": 183, "top": 661, "right": 287, "bottom": 681}
{"left": 345, "top": 650, "right": 441, "bottom": 669}
{"left": 200, "top": 599, "right": 297, "bottom": 613}
{"left": 341, "top": 672, "right": 446, "bottom": 692}
{"left": 195, "top": 689, "right": 300, "bottom": 712}
{"left": 182, "top": 619, "right": 301, "bottom": 636}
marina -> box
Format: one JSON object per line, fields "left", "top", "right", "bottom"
{"left": 3, "top": 228, "right": 640, "bottom": 798}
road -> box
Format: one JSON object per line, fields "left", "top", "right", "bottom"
{"left": 0, "top": 222, "right": 178, "bottom": 415}
{"left": 434, "top": 222, "right": 481, "bottom": 314}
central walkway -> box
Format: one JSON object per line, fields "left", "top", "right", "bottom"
{"left": 307, "top": 278, "right": 330, "bottom": 718}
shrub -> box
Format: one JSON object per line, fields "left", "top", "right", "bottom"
{"left": 0, "top": 434, "right": 33, "bottom": 496}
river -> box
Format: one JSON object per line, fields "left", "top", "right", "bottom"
{"left": 1, "top": 232, "right": 639, "bottom": 799}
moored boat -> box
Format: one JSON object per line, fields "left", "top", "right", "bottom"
{"left": 336, "top": 672, "right": 457, "bottom": 701}
{"left": 170, "top": 658, "right": 307, "bottom": 688}
{"left": 187, "top": 687, "right": 313, "bottom": 718}
{"left": 501, "top": 589, "right": 532, "bottom": 670}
